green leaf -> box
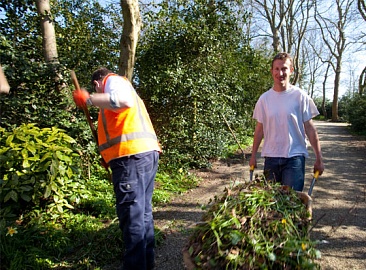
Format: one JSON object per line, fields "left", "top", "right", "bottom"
{"left": 22, "top": 159, "right": 30, "bottom": 168}
{"left": 27, "top": 156, "right": 40, "bottom": 162}
{"left": 50, "top": 160, "right": 57, "bottom": 176}
{"left": 20, "top": 193, "right": 32, "bottom": 202}
{"left": 20, "top": 185, "right": 33, "bottom": 192}
{"left": 21, "top": 148, "right": 29, "bottom": 159}
{"left": 62, "top": 155, "right": 72, "bottom": 163}
{"left": 58, "top": 165, "right": 66, "bottom": 176}
{"left": 66, "top": 166, "right": 74, "bottom": 178}
{"left": 50, "top": 182, "right": 58, "bottom": 192}
{"left": 64, "top": 202, "right": 74, "bottom": 209}
{"left": 11, "top": 174, "right": 19, "bottom": 184}
{"left": 15, "top": 133, "right": 28, "bottom": 142}
{"left": 40, "top": 152, "right": 52, "bottom": 163}
{"left": 21, "top": 177, "right": 36, "bottom": 185}
{"left": 230, "top": 231, "right": 242, "bottom": 245}
{"left": 57, "top": 205, "right": 63, "bottom": 213}
{"left": 4, "top": 190, "right": 18, "bottom": 202}
{"left": 62, "top": 134, "right": 76, "bottom": 144}
{"left": 5, "top": 134, "right": 14, "bottom": 145}
{"left": 0, "top": 147, "right": 10, "bottom": 155}
{"left": 44, "top": 185, "right": 51, "bottom": 198}
{"left": 46, "top": 135, "right": 58, "bottom": 143}
{"left": 56, "top": 150, "right": 69, "bottom": 162}
{"left": 26, "top": 143, "right": 37, "bottom": 155}
{"left": 38, "top": 161, "right": 51, "bottom": 172}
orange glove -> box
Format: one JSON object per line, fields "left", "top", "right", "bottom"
{"left": 72, "top": 89, "right": 90, "bottom": 109}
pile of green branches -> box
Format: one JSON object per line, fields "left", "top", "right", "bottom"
{"left": 185, "top": 181, "right": 321, "bottom": 269}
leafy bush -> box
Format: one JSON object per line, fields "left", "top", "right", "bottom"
{"left": 313, "top": 97, "right": 332, "bottom": 120}
{"left": 346, "top": 94, "right": 366, "bottom": 133}
{"left": 0, "top": 123, "right": 86, "bottom": 223}
{"left": 136, "top": 0, "right": 269, "bottom": 168}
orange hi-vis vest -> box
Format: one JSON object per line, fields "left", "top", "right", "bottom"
{"left": 98, "top": 74, "right": 160, "bottom": 163}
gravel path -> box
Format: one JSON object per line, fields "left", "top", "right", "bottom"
{"left": 153, "top": 121, "right": 366, "bottom": 270}
{"left": 308, "top": 122, "right": 366, "bottom": 270}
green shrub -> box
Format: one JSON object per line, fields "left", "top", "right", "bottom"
{"left": 0, "top": 123, "right": 86, "bottom": 224}
{"left": 347, "top": 94, "right": 366, "bottom": 133}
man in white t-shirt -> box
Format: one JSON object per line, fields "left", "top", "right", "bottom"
{"left": 249, "top": 52, "right": 324, "bottom": 191}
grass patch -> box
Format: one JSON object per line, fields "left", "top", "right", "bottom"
{"left": 153, "top": 168, "right": 199, "bottom": 205}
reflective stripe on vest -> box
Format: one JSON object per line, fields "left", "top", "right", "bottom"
{"left": 97, "top": 75, "right": 159, "bottom": 162}
{"left": 99, "top": 131, "right": 158, "bottom": 152}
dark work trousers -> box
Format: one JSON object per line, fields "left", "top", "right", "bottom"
{"left": 109, "top": 151, "right": 159, "bottom": 270}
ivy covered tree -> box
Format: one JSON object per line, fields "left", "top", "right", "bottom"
{"left": 0, "top": 0, "right": 65, "bottom": 129}
{"left": 136, "top": 0, "right": 272, "bottom": 167}
{"left": 0, "top": 0, "right": 121, "bottom": 130}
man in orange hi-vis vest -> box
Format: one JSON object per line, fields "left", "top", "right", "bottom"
{"left": 73, "top": 67, "right": 160, "bottom": 270}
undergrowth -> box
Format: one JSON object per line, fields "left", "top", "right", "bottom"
{"left": 0, "top": 166, "right": 199, "bottom": 269}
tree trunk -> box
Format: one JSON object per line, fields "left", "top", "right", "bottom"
{"left": 35, "top": 0, "right": 59, "bottom": 64}
{"left": 322, "top": 63, "right": 331, "bottom": 119}
{"left": 359, "top": 66, "right": 366, "bottom": 96}
{"left": 332, "top": 61, "right": 342, "bottom": 121}
{"left": 119, "top": 0, "right": 142, "bottom": 81}
{"left": 35, "top": 0, "right": 63, "bottom": 92}
{"left": 358, "top": 0, "right": 365, "bottom": 96}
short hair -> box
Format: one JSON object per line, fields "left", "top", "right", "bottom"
{"left": 91, "top": 67, "right": 113, "bottom": 85}
{"left": 271, "top": 52, "right": 293, "bottom": 69}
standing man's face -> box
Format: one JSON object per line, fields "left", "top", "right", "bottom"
{"left": 271, "top": 58, "right": 294, "bottom": 89}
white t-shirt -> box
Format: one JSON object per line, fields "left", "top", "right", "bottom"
{"left": 104, "top": 75, "right": 134, "bottom": 108}
{"left": 253, "top": 86, "right": 319, "bottom": 158}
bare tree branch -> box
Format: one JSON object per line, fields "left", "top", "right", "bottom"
{"left": 314, "top": 0, "right": 356, "bottom": 121}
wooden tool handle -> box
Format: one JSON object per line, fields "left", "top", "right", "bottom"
{"left": 70, "top": 70, "right": 80, "bottom": 90}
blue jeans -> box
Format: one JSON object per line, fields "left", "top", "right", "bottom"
{"left": 263, "top": 156, "right": 305, "bottom": 191}
{"left": 109, "top": 151, "right": 159, "bottom": 270}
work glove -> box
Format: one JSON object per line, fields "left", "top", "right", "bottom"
{"left": 72, "top": 89, "right": 90, "bottom": 109}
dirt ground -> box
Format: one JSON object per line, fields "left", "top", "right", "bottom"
{"left": 152, "top": 121, "right": 366, "bottom": 270}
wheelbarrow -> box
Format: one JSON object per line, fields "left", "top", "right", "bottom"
{"left": 182, "top": 170, "right": 320, "bottom": 269}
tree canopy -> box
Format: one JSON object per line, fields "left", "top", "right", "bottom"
{"left": 136, "top": 0, "right": 271, "bottom": 166}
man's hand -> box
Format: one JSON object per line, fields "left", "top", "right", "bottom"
{"left": 72, "top": 89, "right": 90, "bottom": 108}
